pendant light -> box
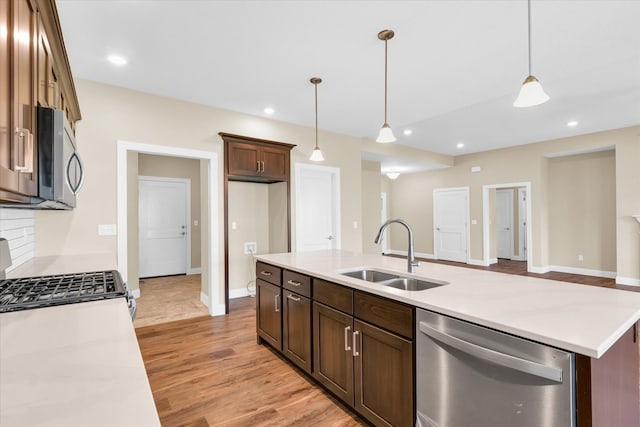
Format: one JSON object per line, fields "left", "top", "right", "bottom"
{"left": 309, "top": 77, "right": 324, "bottom": 162}
{"left": 514, "top": 0, "right": 549, "bottom": 108}
{"left": 376, "top": 29, "right": 396, "bottom": 143}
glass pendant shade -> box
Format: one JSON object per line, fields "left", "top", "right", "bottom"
{"left": 386, "top": 172, "right": 400, "bottom": 180}
{"left": 513, "top": 75, "right": 549, "bottom": 108}
{"left": 376, "top": 124, "right": 396, "bottom": 143}
{"left": 310, "top": 147, "right": 324, "bottom": 162}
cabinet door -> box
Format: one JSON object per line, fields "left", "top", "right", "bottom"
{"left": 354, "top": 319, "right": 413, "bottom": 427}
{"left": 227, "top": 141, "right": 261, "bottom": 177}
{"left": 13, "top": 0, "right": 37, "bottom": 197}
{"left": 256, "top": 279, "right": 282, "bottom": 350}
{"left": 282, "top": 291, "right": 311, "bottom": 373}
{"left": 261, "top": 145, "right": 288, "bottom": 179}
{"left": 313, "top": 302, "right": 354, "bottom": 405}
{"left": 36, "top": 14, "right": 59, "bottom": 109}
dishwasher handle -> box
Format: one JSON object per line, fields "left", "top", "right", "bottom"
{"left": 419, "top": 321, "right": 563, "bottom": 383}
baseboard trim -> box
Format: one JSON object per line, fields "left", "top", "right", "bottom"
{"left": 210, "top": 304, "right": 226, "bottom": 317}
{"left": 489, "top": 258, "right": 498, "bottom": 265}
{"left": 229, "top": 288, "right": 251, "bottom": 299}
{"left": 131, "top": 288, "right": 141, "bottom": 299}
{"left": 468, "top": 259, "right": 489, "bottom": 266}
{"left": 529, "top": 265, "right": 551, "bottom": 274}
{"left": 511, "top": 256, "right": 526, "bottom": 261}
{"left": 616, "top": 276, "right": 640, "bottom": 287}
{"left": 529, "top": 265, "right": 617, "bottom": 278}
{"left": 200, "top": 292, "right": 210, "bottom": 308}
{"left": 188, "top": 268, "right": 202, "bottom": 275}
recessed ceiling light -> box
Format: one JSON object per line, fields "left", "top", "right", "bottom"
{"left": 263, "top": 107, "right": 275, "bottom": 115}
{"left": 403, "top": 129, "right": 412, "bottom": 136}
{"left": 107, "top": 55, "right": 127, "bottom": 66}
{"left": 567, "top": 120, "right": 578, "bottom": 127}
{"left": 456, "top": 143, "right": 465, "bottom": 149}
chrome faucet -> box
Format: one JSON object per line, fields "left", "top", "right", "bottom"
{"left": 374, "top": 219, "right": 420, "bottom": 273}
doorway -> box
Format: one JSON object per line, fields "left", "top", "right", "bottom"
{"left": 138, "top": 176, "right": 190, "bottom": 278}
{"left": 482, "top": 182, "right": 532, "bottom": 270}
{"left": 295, "top": 163, "right": 341, "bottom": 251}
{"left": 433, "top": 187, "right": 469, "bottom": 263}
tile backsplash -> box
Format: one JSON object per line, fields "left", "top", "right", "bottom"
{"left": 0, "top": 209, "right": 35, "bottom": 272}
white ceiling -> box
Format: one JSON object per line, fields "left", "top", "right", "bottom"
{"left": 56, "top": 0, "right": 640, "bottom": 158}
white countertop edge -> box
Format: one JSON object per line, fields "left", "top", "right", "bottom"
{"left": 255, "top": 254, "right": 640, "bottom": 359}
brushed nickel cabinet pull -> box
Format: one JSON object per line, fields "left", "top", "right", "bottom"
{"left": 14, "top": 128, "right": 33, "bottom": 173}
{"left": 287, "top": 280, "right": 301, "bottom": 287}
{"left": 260, "top": 271, "right": 272, "bottom": 276}
{"left": 286, "top": 294, "right": 300, "bottom": 302}
{"left": 257, "top": 160, "right": 261, "bottom": 173}
{"left": 352, "top": 330, "right": 360, "bottom": 357}
{"left": 274, "top": 294, "right": 279, "bottom": 312}
{"left": 344, "top": 326, "right": 352, "bottom": 352}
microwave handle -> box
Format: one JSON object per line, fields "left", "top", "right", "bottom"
{"left": 66, "top": 150, "right": 85, "bottom": 195}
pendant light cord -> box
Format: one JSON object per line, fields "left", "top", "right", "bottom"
{"left": 314, "top": 82, "right": 319, "bottom": 149}
{"left": 527, "top": 0, "right": 532, "bottom": 76}
{"left": 384, "top": 39, "right": 388, "bottom": 124}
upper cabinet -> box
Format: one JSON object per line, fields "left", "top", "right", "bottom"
{"left": 221, "top": 133, "right": 295, "bottom": 182}
{"left": 0, "top": 0, "right": 81, "bottom": 203}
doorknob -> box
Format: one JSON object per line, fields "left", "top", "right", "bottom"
{"left": 181, "top": 232, "right": 186, "bottom": 236}
{"left": 327, "top": 236, "right": 333, "bottom": 240}
{"left": 436, "top": 228, "right": 441, "bottom": 231}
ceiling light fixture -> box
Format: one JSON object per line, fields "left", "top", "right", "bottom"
{"left": 309, "top": 77, "right": 325, "bottom": 162}
{"left": 263, "top": 107, "right": 275, "bottom": 115}
{"left": 376, "top": 29, "right": 396, "bottom": 143}
{"left": 513, "top": 0, "right": 549, "bottom": 108}
{"left": 403, "top": 129, "right": 412, "bottom": 136}
{"left": 386, "top": 172, "right": 400, "bottom": 180}
{"left": 456, "top": 143, "right": 465, "bottom": 149}
{"left": 107, "top": 55, "right": 127, "bottom": 66}
{"left": 567, "top": 120, "right": 578, "bottom": 127}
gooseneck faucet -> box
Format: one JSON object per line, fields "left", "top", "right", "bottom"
{"left": 374, "top": 219, "right": 420, "bottom": 273}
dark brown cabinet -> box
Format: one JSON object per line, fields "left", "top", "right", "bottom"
{"left": 222, "top": 134, "right": 293, "bottom": 182}
{"left": 256, "top": 279, "right": 282, "bottom": 350}
{"left": 1, "top": 0, "right": 81, "bottom": 204}
{"left": 282, "top": 290, "right": 312, "bottom": 373}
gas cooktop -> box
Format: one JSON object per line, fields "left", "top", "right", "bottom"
{"left": 0, "top": 270, "right": 128, "bottom": 313}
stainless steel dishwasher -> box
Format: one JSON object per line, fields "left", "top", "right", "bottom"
{"left": 416, "top": 309, "right": 575, "bottom": 427}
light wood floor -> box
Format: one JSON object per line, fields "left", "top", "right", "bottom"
{"left": 136, "top": 297, "right": 364, "bottom": 426}
{"left": 134, "top": 274, "right": 209, "bottom": 328}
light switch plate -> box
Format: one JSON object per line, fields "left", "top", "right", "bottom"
{"left": 98, "top": 224, "right": 117, "bottom": 236}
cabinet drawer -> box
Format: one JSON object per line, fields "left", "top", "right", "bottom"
{"left": 313, "top": 279, "right": 353, "bottom": 315}
{"left": 283, "top": 270, "right": 311, "bottom": 297}
{"left": 354, "top": 291, "right": 414, "bottom": 339}
{"left": 256, "top": 262, "right": 281, "bottom": 286}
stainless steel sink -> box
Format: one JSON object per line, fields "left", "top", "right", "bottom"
{"left": 340, "top": 268, "right": 447, "bottom": 291}
{"left": 377, "top": 277, "right": 444, "bottom": 291}
{"left": 341, "top": 269, "right": 398, "bottom": 282}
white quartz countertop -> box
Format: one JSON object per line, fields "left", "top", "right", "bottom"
{"left": 6, "top": 254, "right": 117, "bottom": 278}
{"left": 255, "top": 250, "right": 640, "bottom": 358}
{"left": 0, "top": 298, "right": 160, "bottom": 427}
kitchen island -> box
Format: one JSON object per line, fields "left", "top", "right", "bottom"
{"left": 255, "top": 250, "right": 640, "bottom": 427}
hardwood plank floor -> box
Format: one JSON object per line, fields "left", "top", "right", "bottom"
{"left": 136, "top": 297, "right": 364, "bottom": 426}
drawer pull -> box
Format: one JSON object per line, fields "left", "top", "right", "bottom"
{"left": 260, "top": 271, "right": 272, "bottom": 276}
{"left": 287, "top": 280, "right": 301, "bottom": 287}
{"left": 286, "top": 294, "right": 301, "bottom": 302}
{"left": 344, "top": 326, "right": 351, "bottom": 352}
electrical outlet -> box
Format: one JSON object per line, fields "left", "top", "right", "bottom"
{"left": 578, "top": 255, "right": 584, "bottom": 262}
{"left": 244, "top": 242, "right": 257, "bottom": 254}
{"left": 98, "top": 224, "right": 117, "bottom": 236}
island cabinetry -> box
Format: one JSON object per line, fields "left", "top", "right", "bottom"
{"left": 282, "top": 270, "right": 312, "bottom": 373}
{"left": 312, "top": 279, "right": 415, "bottom": 427}
{"left": 256, "top": 262, "right": 282, "bottom": 349}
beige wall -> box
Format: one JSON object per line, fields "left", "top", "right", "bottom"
{"left": 228, "top": 182, "right": 270, "bottom": 295}
{"left": 34, "top": 79, "right": 426, "bottom": 300}
{"left": 361, "top": 160, "right": 382, "bottom": 254}
{"left": 268, "top": 182, "right": 288, "bottom": 254}
{"left": 548, "top": 150, "right": 616, "bottom": 271}
{"left": 138, "top": 153, "right": 202, "bottom": 270}
{"left": 388, "top": 126, "right": 640, "bottom": 283}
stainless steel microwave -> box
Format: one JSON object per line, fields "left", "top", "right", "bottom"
{"left": 34, "top": 106, "right": 84, "bottom": 209}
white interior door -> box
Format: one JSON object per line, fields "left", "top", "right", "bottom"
{"left": 295, "top": 164, "right": 340, "bottom": 251}
{"left": 518, "top": 188, "right": 527, "bottom": 260}
{"left": 434, "top": 188, "right": 468, "bottom": 262}
{"left": 496, "top": 189, "right": 513, "bottom": 259}
{"left": 139, "top": 177, "right": 189, "bottom": 278}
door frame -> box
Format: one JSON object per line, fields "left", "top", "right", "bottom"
{"left": 433, "top": 187, "right": 470, "bottom": 263}
{"left": 294, "top": 163, "right": 341, "bottom": 251}
{"left": 495, "top": 188, "right": 514, "bottom": 260}
{"left": 116, "top": 141, "right": 223, "bottom": 316}
{"left": 482, "top": 182, "right": 532, "bottom": 270}
{"left": 516, "top": 187, "right": 527, "bottom": 261}
{"left": 138, "top": 175, "right": 191, "bottom": 277}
